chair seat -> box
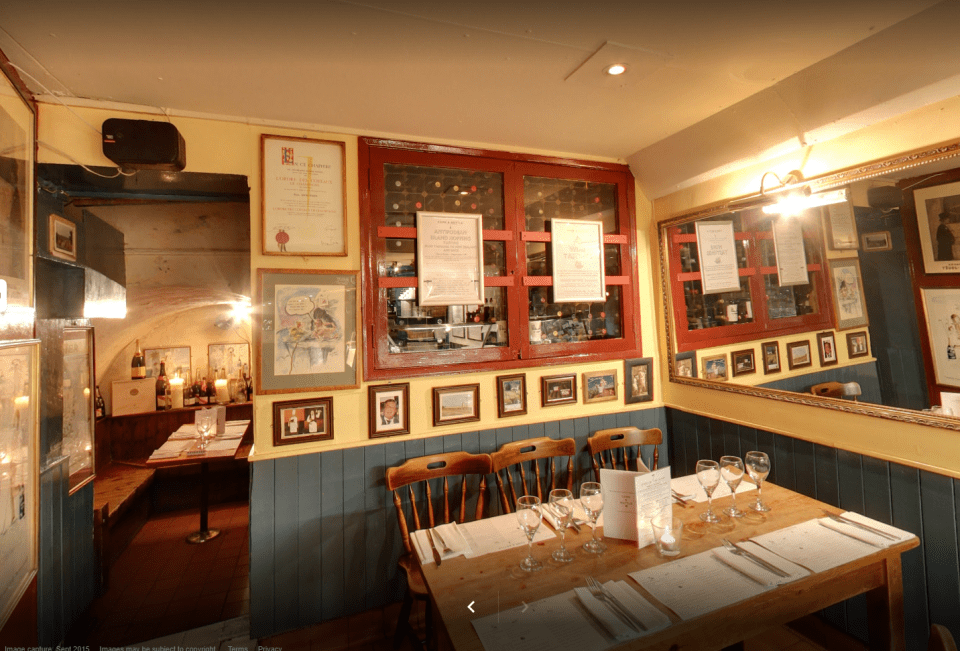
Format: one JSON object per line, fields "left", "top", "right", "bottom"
{"left": 398, "top": 553, "right": 428, "bottom": 596}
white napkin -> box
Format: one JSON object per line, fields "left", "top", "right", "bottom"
{"left": 818, "top": 513, "right": 913, "bottom": 548}
{"left": 604, "top": 580, "right": 671, "bottom": 634}
{"left": 541, "top": 499, "right": 603, "bottom": 529}
{"left": 574, "top": 587, "right": 634, "bottom": 641}
{"left": 412, "top": 522, "right": 471, "bottom": 565}
{"left": 148, "top": 449, "right": 180, "bottom": 460}
{"left": 711, "top": 542, "right": 809, "bottom": 587}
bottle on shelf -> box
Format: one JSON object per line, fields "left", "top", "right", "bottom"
{"left": 95, "top": 386, "right": 106, "bottom": 419}
{"left": 155, "top": 361, "right": 168, "bottom": 411}
{"left": 243, "top": 363, "right": 253, "bottom": 402}
{"left": 184, "top": 371, "right": 195, "bottom": 407}
{"left": 131, "top": 339, "right": 146, "bottom": 380}
{"left": 195, "top": 373, "right": 207, "bottom": 406}
{"left": 206, "top": 367, "right": 217, "bottom": 405}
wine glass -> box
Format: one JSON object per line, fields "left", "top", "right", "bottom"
{"left": 696, "top": 459, "right": 722, "bottom": 523}
{"left": 195, "top": 411, "right": 214, "bottom": 450}
{"left": 516, "top": 495, "right": 543, "bottom": 572}
{"left": 745, "top": 451, "right": 771, "bottom": 512}
{"left": 580, "top": 482, "right": 606, "bottom": 554}
{"left": 548, "top": 488, "right": 575, "bottom": 563}
{"left": 719, "top": 455, "right": 745, "bottom": 518}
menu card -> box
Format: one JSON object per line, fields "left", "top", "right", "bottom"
{"left": 599, "top": 467, "right": 671, "bottom": 546}
{"left": 695, "top": 221, "right": 741, "bottom": 294}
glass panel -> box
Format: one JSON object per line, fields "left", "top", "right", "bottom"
{"left": 483, "top": 242, "right": 506, "bottom": 276}
{"left": 386, "top": 287, "right": 508, "bottom": 353}
{"left": 381, "top": 239, "right": 416, "bottom": 276}
{"left": 526, "top": 242, "right": 548, "bottom": 275}
{"left": 528, "top": 287, "right": 623, "bottom": 345}
{"left": 682, "top": 278, "right": 754, "bottom": 331}
{"left": 764, "top": 274, "right": 820, "bottom": 319}
{"left": 524, "top": 177, "right": 617, "bottom": 232}
{"left": 383, "top": 163, "right": 504, "bottom": 229}
{"left": 604, "top": 243, "right": 621, "bottom": 276}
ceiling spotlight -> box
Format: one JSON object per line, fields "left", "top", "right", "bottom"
{"left": 605, "top": 64, "right": 627, "bottom": 76}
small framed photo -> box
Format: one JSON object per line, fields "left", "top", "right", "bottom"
{"left": 273, "top": 396, "right": 334, "bottom": 446}
{"left": 432, "top": 384, "right": 480, "bottom": 426}
{"left": 913, "top": 180, "right": 960, "bottom": 274}
{"left": 846, "top": 331, "right": 869, "bottom": 359}
{"left": 368, "top": 383, "right": 410, "bottom": 438}
{"left": 49, "top": 214, "right": 77, "bottom": 261}
{"left": 625, "top": 358, "right": 653, "bottom": 404}
{"left": 541, "top": 374, "right": 577, "bottom": 407}
{"left": 701, "top": 354, "right": 728, "bottom": 381}
{"left": 861, "top": 231, "right": 892, "bottom": 252}
{"left": 761, "top": 341, "right": 781, "bottom": 375}
{"left": 817, "top": 332, "right": 839, "bottom": 366}
{"left": 583, "top": 369, "right": 618, "bottom": 404}
{"left": 731, "top": 349, "right": 756, "bottom": 377}
{"left": 144, "top": 346, "right": 191, "bottom": 380}
{"left": 496, "top": 374, "right": 527, "bottom": 418}
{"left": 828, "top": 258, "right": 869, "bottom": 330}
{"left": 674, "top": 351, "right": 697, "bottom": 378}
{"left": 787, "top": 340, "right": 813, "bottom": 370}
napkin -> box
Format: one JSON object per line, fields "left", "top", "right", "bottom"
{"left": 574, "top": 587, "right": 635, "bottom": 641}
{"left": 148, "top": 449, "right": 181, "bottom": 460}
{"left": 412, "top": 522, "right": 471, "bottom": 564}
{"left": 604, "top": 580, "right": 671, "bottom": 633}
{"left": 541, "top": 500, "right": 603, "bottom": 530}
{"left": 711, "top": 542, "right": 809, "bottom": 587}
{"left": 818, "top": 514, "right": 913, "bottom": 548}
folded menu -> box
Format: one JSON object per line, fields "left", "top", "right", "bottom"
{"left": 710, "top": 541, "right": 809, "bottom": 587}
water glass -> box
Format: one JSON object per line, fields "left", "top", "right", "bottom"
{"left": 195, "top": 410, "right": 215, "bottom": 450}
{"left": 650, "top": 509, "right": 683, "bottom": 557}
{"left": 745, "top": 451, "right": 771, "bottom": 512}
{"left": 719, "top": 455, "right": 745, "bottom": 518}
{"left": 516, "top": 495, "right": 543, "bottom": 572}
{"left": 580, "top": 482, "right": 606, "bottom": 554}
{"left": 548, "top": 488, "right": 575, "bottom": 563}
{"left": 696, "top": 459, "right": 722, "bottom": 523}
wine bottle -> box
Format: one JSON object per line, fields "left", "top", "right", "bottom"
{"left": 155, "top": 361, "right": 168, "bottom": 411}
{"left": 184, "top": 372, "right": 195, "bottom": 407}
{"left": 95, "top": 386, "right": 106, "bottom": 419}
{"left": 131, "top": 339, "right": 146, "bottom": 380}
{"left": 194, "top": 374, "right": 206, "bottom": 406}
{"left": 206, "top": 368, "right": 217, "bottom": 405}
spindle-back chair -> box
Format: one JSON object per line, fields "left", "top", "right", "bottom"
{"left": 588, "top": 427, "right": 661, "bottom": 480}
{"left": 489, "top": 437, "right": 575, "bottom": 513}
{"left": 929, "top": 624, "right": 958, "bottom": 651}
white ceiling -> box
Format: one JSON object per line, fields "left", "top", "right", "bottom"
{"left": 2, "top": 0, "right": 958, "bottom": 195}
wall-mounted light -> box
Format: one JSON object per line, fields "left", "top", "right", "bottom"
{"left": 753, "top": 170, "right": 847, "bottom": 217}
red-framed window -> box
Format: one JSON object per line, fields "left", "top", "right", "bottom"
{"left": 667, "top": 208, "right": 834, "bottom": 353}
{"left": 359, "top": 138, "right": 641, "bottom": 380}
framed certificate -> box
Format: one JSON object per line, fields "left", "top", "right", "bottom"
{"left": 416, "top": 212, "right": 484, "bottom": 306}
{"left": 772, "top": 218, "right": 809, "bottom": 287}
{"left": 550, "top": 219, "right": 605, "bottom": 302}
{"left": 695, "top": 221, "right": 740, "bottom": 294}
{"left": 261, "top": 135, "right": 347, "bottom": 257}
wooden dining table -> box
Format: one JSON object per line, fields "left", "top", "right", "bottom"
{"left": 419, "top": 482, "right": 918, "bottom": 651}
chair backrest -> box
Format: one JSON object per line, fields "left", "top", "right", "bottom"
{"left": 490, "top": 437, "right": 575, "bottom": 513}
{"left": 929, "top": 624, "right": 958, "bottom": 651}
{"left": 588, "top": 427, "right": 662, "bottom": 480}
{"left": 385, "top": 451, "right": 492, "bottom": 555}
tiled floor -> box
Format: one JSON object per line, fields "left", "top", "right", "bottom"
{"left": 68, "top": 501, "right": 250, "bottom": 646}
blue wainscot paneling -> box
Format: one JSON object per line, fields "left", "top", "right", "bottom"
{"left": 665, "top": 407, "right": 957, "bottom": 650}
{"left": 249, "top": 407, "right": 668, "bottom": 639}
{"left": 759, "top": 359, "right": 882, "bottom": 405}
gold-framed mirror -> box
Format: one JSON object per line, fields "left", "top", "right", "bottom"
{"left": 659, "top": 139, "right": 960, "bottom": 431}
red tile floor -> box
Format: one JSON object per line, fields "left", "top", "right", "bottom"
{"left": 68, "top": 501, "right": 250, "bottom": 646}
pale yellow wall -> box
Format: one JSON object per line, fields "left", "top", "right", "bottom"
{"left": 652, "top": 93, "right": 960, "bottom": 478}
{"left": 37, "top": 103, "right": 662, "bottom": 461}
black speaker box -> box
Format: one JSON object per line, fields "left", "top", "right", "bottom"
{"left": 102, "top": 118, "right": 186, "bottom": 171}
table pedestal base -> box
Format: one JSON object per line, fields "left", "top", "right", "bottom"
{"left": 187, "top": 529, "right": 221, "bottom": 544}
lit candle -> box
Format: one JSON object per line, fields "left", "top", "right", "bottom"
{"left": 169, "top": 377, "right": 185, "bottom": 409}
{"left": 660, "top": 531, "right": 680, "bottom": 553}
{"left": 215, "top": 379, "right": 229, "bottom": 404}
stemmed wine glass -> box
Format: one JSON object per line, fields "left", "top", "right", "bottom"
{"left": 548, "top": 488, "right": 575, "bottom": 563}
{"left": 195, "top": 411, "right": 214, "bottom": 450}
{"left": 745, "top": 451, "right": 771, "bottom": 512}
{"left": 719, "top": 455, "right": 745, "bottom": 518}
{"left": 516, "top": 495, "right": 543, "bottom": 572}
{"left": 580, "top": 482, "right": 606, "bottom": 554}
{"left": 696, "top": 459, "right": 722, "bottom": 523}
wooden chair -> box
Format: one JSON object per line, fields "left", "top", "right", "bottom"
{"left": 385, "top": 451, "right": 492, "bottom": 650}
{"left": 930, "top": 624, "right": 958, "bottom": 651}
{"left": 490, "top": 437, "right": 575, "bottom": 513}
{"left": 809, "top": 381, "right": 862, "bottom": 401}
{"left": 588, "top": 427, "right": 662, "bottom": 480}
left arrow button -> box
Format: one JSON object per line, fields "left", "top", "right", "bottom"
{"left": 467, "top": 600, "right": 475, "bottom": 613}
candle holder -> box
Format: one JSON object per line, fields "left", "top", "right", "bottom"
{"left": 650, "top": 510, "right": 683, "bottom": 557}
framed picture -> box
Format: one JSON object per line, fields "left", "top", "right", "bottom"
{"left": 144, "top": 346, "right": 191, "bottom": 380}
{"left": 913, "top": 180, "right": 960, "bottom": 274}
{"left": 208, "top": 342, "right": 250, "bottom": 379}
{"left": 625, "top": 358, "right": 653, "bottom": 404}
{"left": 551, "top": 218, "right": 606, "bottom": 302}
{"left": 0, "top": 340, "right": 39, "bottom": 632}
{"left": 272, "top": 396, "right": 334, "bottom": 446}
{"left": 432, "top": 384, "right": 480, "bottom": 426}
{"left": 256, "top": 269, "right": 359, "bottom": 394}
{"left": 583, "top": 369, "right": 618, "bottom": 404}
{"left": 828, "top": 258, "right": 869, "bottom": 330}
{"left": 541, "top": 374, "right": 577, "bottom": 407}
{"left": 261, "top": 134, "right": 346, "bottom": 256}
{"left": 417, "top": 212, "right": 484, "bottom": 306}
{"left": 368, "top": 383, "right": 410, "bottom": 438}
{"left": 761, "top": 341, "right": 782, "bottom": 375}
{"left": 861, "top": 231, "right": 892, "bottom": 252}
{"left": 731, "top": 349, "right": 756, "bottom": 377}
{"left": 787, "top": 340, "right": 813, "bottom": 370}
{"left": 825, "top": 191, "right": 858, "bottom": 250}
{"left": 63, "top": 327, "right": 95, "bottom": 493}
{"left": 49, "top": 214, "right": 77, "bottom": 262}
{"left": 817, "top": 332, "right": 839, "bottom": 366}
{"left": 701, "top": 354, "right": 728, "bottom": 381}
{"left": 846, "top": 331, "right": 869, "bottom": 359}
{"left": 920, "top": 288, "right": 960, "bottom": 388}
{"left": 496, "top": 374, "right": 527, "bottom": 418}
{"left": 675, "top": 351, "right": 697, "bottom": 378}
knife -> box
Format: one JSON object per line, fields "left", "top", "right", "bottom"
{"left": 823, "top": 512, "right": 898, "bottom": 541}
{"left": 426, "top": 528, "right": 443, "bottom": 565}
{"left": 596, "top": 581, "right": 647, "bottom": 631}
{"left": 723, "top": 539, "right": 790, "bottom": 577}
{"left": 817, "top": 519, "right": 883, "bottom": 547}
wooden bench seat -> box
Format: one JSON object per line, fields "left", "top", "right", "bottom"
{"left": 93, "top": 462, "right": 155, "bottom": 526}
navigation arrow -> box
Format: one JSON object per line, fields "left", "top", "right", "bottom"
{"left": 521, "top": 601, "right": 529, "bottom": 613}
{"left": 467, "top": 600, "right": 475, "bottom": 613}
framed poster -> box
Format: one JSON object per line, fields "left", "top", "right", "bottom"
{"left": 0, "top": 340, "right": 39, "bottom": 631}
{"left": 772, "top": 217, "right": 809, "bottom": 287}
{"left": 63, "top": 327, "right": 95, "bottom": 493}
{"left": 416, "top": 212, "right": 484, "bottom": 306}
{"left": 432, "top": 384, "right": 480, "bottom": 426}
{"left": 920, "top": 288, "right": 960, "bottom": 388}
{"left": 208, "top": 342, "right": 250, "bottom": 378}
{"left": 695, "top": 221, "right": 741, "bottom": 294}
{"left": 675, "top": 351, "right": 697, "bottom": 378}
{"left": 731, "top": 349, "right": 756, "bottom": 377}
{"left": 272, "top": 396, "right": 333, "bottom": 446}
{"left": 761, "top": 341, "right": 781, "bottom": 375}
{"left": 541, "top": 374, "right": 577, "bottom": 406}
{"left": 49, "top": 214, "right": 77, "bottom": 261}
{"left": 817, "top": 332, "right": 839, "bottom": 367}
{"left": 787, "top": 340, "right": 813, "bottom": 370}
{"left": 825, "top": 191, "right": 858, "bottom": 250}
{"left": 861, "top": 231, "right": 892, "bottom": 252}
{"left": 701, "top": 354, "right": 728, "bottom": 381}
{"left": 496, "top": 374, "right": 527, "bottom": 418}
{"left": 846, "top": 331, "right": 869, "bottom": 359}
{"left": 368, "top": 383, "right": 410, "bottom": 438}
{"left": 261, "top": 135, "right": 347, "bottom": 256}
{"left": 913, "top": 180, "right": 960, "bottom": 274}
{"left": 144, "top": 346, "right": 191, "bottom": 380}
{"left": 583, "top": 369, "right": 618, "bottom": 404}
{"left": 550, "top": 218, "right": 605, "bottom": 302}
{"left": 625, "top": 357, "right": 653, "bottom": 404}
{"left": 828, "top": 258, "right": 869, "bottom": 330}
{"left": 257, "top": 269, "right": 359, "bottom": 394}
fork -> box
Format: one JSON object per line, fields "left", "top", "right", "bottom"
{"left": 432, "top": 527, "right": 454, "bottom": 554}
{"left": 585, "top": 577, "right": 646, "bottom": 631}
